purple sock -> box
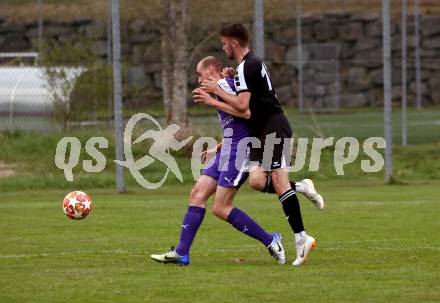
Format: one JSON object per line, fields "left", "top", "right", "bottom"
{"left": 175, "top": 206, "right": 206, "bottom": 256}
{"left": 227, "top": 208, "right": 273, "bottom": 247}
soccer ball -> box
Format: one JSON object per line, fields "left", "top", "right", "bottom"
{"left": 63, "top": 191, "right": 92, "bottom": 220}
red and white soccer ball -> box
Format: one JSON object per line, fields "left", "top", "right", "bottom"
{"left": 63, "top": 191, "right": 92, "bottom": 220}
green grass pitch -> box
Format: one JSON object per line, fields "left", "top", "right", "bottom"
{"left": 1, "top": 181, "right": 439, "bottom": 303}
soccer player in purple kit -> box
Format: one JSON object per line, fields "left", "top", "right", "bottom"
{"left": 150, "top": 56, "right": 286, "bottom": 266}
{"left": 201, "top": 24, "right": 325, "bottom": 266}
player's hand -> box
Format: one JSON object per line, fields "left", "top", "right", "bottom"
{"left": 192, "top": 87, "right": 213, "bottom": 106}
{"left": 200, "top": 150, "right": 208, "bottom": 164}
{"left": 201, "top": 77, "right": 219, "bottom": 94}
{"left": 201, "top": 148, "right": 216, "bottom": 164}
{"left": 221, "top": 67, "right": 235, "bottom": 78}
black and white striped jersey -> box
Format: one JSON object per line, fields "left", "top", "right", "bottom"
{"left": 234, "top": 52, "right": 283, "bottom": 135}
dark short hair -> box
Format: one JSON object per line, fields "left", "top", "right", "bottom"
{"left": 219, "top": 23, "right": 249, "bottom": 47}
{"left": 199, "top": 56, "right": 223, "bottom": 72}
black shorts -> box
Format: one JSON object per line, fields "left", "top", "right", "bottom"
{"left": 249, "top": 112, "right": 293, "bottom": 171}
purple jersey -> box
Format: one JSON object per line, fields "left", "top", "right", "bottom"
{"left": 215, "top": 77, "right": 250, "bottom": 143}
{"left": 202, "top": 77, "right": 250, "bottom": 188}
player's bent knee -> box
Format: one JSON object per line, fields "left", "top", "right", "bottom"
{"left": 211, "top": 204, "right": 228, "bottom": 220}
{"left": 189, "top": 185, "right": 209, "bottom": 205}
{"left": 271, "top": 170, "right": 291, "bottom": 194}
{"left": 249, "top": 174, "right": 265, "bottom": 191}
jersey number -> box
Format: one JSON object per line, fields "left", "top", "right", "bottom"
{"left": 261, "top": 63, "right": 273, "bottom": 91}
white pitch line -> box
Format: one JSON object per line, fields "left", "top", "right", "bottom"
{"left": 335, "top": 200, "right": 431, "bottom": 206}
{"left": 1, "top": 241, "right": 438, "bottom": 260}
{"left": 0, "top": 249, "right": 141, "bottom": 260}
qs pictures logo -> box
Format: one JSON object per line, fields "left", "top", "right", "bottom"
{"left": 55, "top": 113, "right": 193, "bottom": 189}
{"left": 55, "top": 113, "right": 386, "bottom": 189}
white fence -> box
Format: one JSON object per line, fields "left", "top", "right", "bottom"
{"left": 0, "top": 67, "right": 82, "bottom": 132}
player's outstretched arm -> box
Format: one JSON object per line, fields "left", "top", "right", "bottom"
{"left": 193, "top": 88, "right": 251, "bottom": 119}
{"left": 207, "top": 97, "right": 251, "bottom": 119}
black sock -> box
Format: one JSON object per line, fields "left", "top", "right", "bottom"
{"left": 264, "top": 175, "right": 296, "bottom": 194}
{"left": 279, "top": 189, "right": 304, "bottom": 233}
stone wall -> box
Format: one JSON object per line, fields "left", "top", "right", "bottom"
{"left": 0, "top": 13, "right": 439, "bottom": 107}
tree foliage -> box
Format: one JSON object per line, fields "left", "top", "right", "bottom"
{"left": 39, "top": 38, "right": 112, "bottom": 130}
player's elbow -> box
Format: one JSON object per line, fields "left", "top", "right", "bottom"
{"left": 233, "top": 108, "right": 250, "bottom": 119}
{"left": 242, "top": 109, "right": 251, "bottom": 120}
{"left": 236, "top": 103, "right": 249, "bottom": 113}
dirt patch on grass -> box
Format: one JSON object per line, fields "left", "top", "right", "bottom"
{"left": 0, "top": 161, "right": 15, "bottom": 178}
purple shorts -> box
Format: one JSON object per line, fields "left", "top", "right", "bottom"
{"left": 202, "top": 147, "right": 249, "bottom": 188}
